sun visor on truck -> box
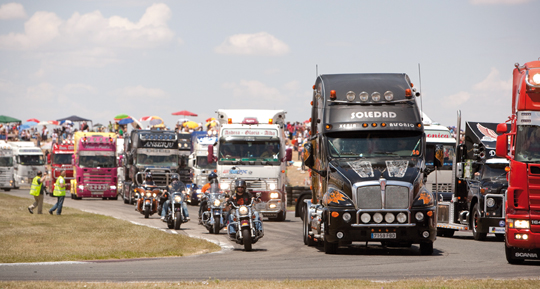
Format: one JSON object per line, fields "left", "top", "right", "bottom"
{"left": 464, "top": 121, "right": 511, "bottom": 159}
{"left": 325, "top": 103, "right": 423, "bottom": 132}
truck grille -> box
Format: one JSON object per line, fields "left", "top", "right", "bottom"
{"left": 83, "top": 172, "right": 113, "bottom": 190}
{"left": 356, "top": 185, "right": 410, "bottom": 209}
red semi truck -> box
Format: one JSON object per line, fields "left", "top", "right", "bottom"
{"left": 496, "top": 60, "right": 540, "bottom": 264}
{"left": 47, "top": 140, "right": 74, "bottom": 193}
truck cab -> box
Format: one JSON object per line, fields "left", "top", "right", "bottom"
{"left": 0, "top": 141, "right": 15, "bottom": 191}
{"left": 47, "top": 140, "right": 74, "bottom": 192}
{"left": 187, "top": 131, "right": 217, "bottom": 205}
{"left": 10, "top": 141, "right": 46, "bottom": 188}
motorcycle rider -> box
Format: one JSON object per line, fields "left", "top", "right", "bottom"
{"left": 142, "top": 172, "right": 155, "bottom": 186}
{"left": 161, "top": 174, "right": 190, "bottom": 222}
{"left": 227, "top": 179, "right": 263, "bottom": 238}
{"left": 198, "top": 172, "right": 221, "bottom": 224}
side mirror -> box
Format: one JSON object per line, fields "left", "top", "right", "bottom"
{"left": 496, "top": 134, "right": 508, "bottom": 158}
{"left": 456, "top": 162, "right": 463, "bottom": 178}
{"left": 434, "top": 144, "right": 444, "bottom": 168}
{"left": 208, "top": 144, "right": 215, "bottom": 164}
{"left": 496, "top": 123, "right": 507, "bottom": 134}
{"left": 303, "top": 142, "right": 315, "bottom": 168}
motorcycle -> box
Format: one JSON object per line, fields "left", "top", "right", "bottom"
{"left": 227, "top": 194, "right": 264, "bottom": 251}
{"left": 164, "top": 181, "right": 187, "bottom": 230}
{"left": 135, "top": 185, "right": 159, "bottom": 218}
{"left": 200, "top": 184, "right": 227, "bottom": 234}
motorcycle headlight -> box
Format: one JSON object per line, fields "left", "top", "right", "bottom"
{"left": 239, "top": 206, "right": 248, "bottom": 216}
{"left": 270, "top": 192, "right": 279, "bottom": 199}
{"left": 146, "top": 192, "right": 152, "bottom": 198}
{"left": 213, "top": 199, "right": 221, "bottom": 207}
{"left": 174, "top": 195, "right": 182, "bottom": 203}
{"left": 153, "top": 193, "right": 157, "bottom": 198}
{"left": 269, "top": 183, "right": 276, "bottom": 190}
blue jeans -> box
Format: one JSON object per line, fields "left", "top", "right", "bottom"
{"left": 228, "top": 210, "right": 262, "bottom": 234}
{"left": 162, "top": 199, "right": 189, "bottom": 219}
{"left": 50, "top": 196, "right": 65, "bottom": 215}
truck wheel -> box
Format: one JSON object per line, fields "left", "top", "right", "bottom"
{"left": 3, "top": 189, "right": 10, "bottom": 192}
{"left": 505, "top": 242, "right": 524, "bottom": 264}
{"left": 438, "top": 228, "right": 455, "bottom": 237}
{"left": 303, "top": 208, "right": 315, "bottom": 246}
{"left": 242, "top": 227, "right": 252, "bottom": 251}
{"left": 420, "top": 242, "right": 434, "bottom": 255}
{"left": 297, "top": 195, "right": 309, "bottom": 220}
{"left": 324, "top": 238, "right": 338, "bottom": 254}
{"left": 275, "top": 210, "right": 286, "bottom": 222}
{"left": 471, "top": 203, "right": 487, "bottom": 241}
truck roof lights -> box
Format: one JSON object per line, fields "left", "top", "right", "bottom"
{"left": 346, "top": 91, "right": 355, "bottom": 101}
{"left": 359, "top": 92, "right": 369, "bottom": 102}
{"left": 371, "top": 92, "right": 381, "bottom": 102}
{"left": 384, "top": 91, "right": 394, "bottom": 101}
{"left": 228, "top": 118, "right": 232, "bottom": 124}
{"left": 268, "top": 119, "right": 273, "bottom": 124}
{"left": 405, "top": 89, "right": 412, "bottom": 98}
{"left": 362, "top": 123, "right": 368, "bottom": 128}
{"left": 371, "top": 123, "right": 377, "bottom": 127}
{"left": 330, "top": 90, "right": 337, "bottom": 100}
{"left": 381, "top": 123, "right": 387, "bottom": 127}
{"left": 325, "top": 124, "right": 333, "bottom": 130}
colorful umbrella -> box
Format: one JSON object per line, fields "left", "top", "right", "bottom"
{"left": 118, "top": 118, "right": 134, "bottom": 125}
{"left": 172, "top": 110, "right": 197, "bottom": 117}
{"left": 139, "top": 116, "right": 164, "bottom": 126}
{"left": 182, "top": 121, "right": 199, "bottom": 129}
{"left": 114, "top": 114, "right": 130, "bottom": 121}
{"left": 205, "top": 119, "right": 218, "bottom": 128}
{"left": 0, "top": 115, "right": 21, "bottom": 123}
{"left": 27, "top": 118, "right": 40, "bottom": 123}
{"left": 22, "top": 121, "right": 38, "bottom": 126}
{"left": 205, "top": 117, "right": 216, "bottom": 122}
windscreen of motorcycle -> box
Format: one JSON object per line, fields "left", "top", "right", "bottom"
{"left": 169, "top": 181, "right": 186, "bottom": 193}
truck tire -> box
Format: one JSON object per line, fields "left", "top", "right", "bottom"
{"left": 275, "top": 209, "right": 286, "bottom": 222}
{"left": 3, "top": 189, "right": 10, "bottom": 192}
{"left": 420, "top": 242, "right": 434, "bottom": 255}
{"left": 324, "top": 238, "right": 338, "bottom": 254}
{"left": 471, "top": 203, "right": 487, "bottom": 241}
{"left": 303, "top": 208, "right": 315, "bottom": 246}
{"left": 505, "top": 242, "right": 524, "bottom": 264}
{"left": 297, "top": 194, "right": 309, "bottom": 220}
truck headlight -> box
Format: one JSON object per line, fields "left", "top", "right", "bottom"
{"left": 269, "top": 183, "right": 276, "bottom": 190}
{"left": 486, "top": 197, "right": 495, "bottom": 208}
{"left": 110, "top": 185, "right": 116, "bottom": 190}
{"left": 509, "top": 219, "right": 530, "bottom": 229}
{"left": 270, "top": 192, "right": 279, "bottom": 199}
{"left": 78, "top": 185, "right": 84, "bottom": 190}
{"left": 343, "top": 212, "right": 352, "bottom": 222}
{"left": 221, "top": 183, "right": 230, "bottom": 190}
{"left": 361, "top": 213, "right": 371, "bottom": 223}
{"left": 373, "top": 213, "right": 383, "bottom": 223}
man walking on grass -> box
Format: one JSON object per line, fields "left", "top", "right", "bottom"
{"left": 49, "top": 170, "right": 67, "bottom": 215}
{"left": 28, "top": 171, "right": 47, "bottom": 214}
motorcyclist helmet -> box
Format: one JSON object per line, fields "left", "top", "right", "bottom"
{"left": 145, "top": 172, "right": 153, "bottom": 181}
{"left": 235, "top": 179, "right": 247, "bottom": 194}
{"left": 208, "top": 172, "right": 218, "bottom": 183}
{"left": 171, "top": 174, "right": 179, "bottom": 181}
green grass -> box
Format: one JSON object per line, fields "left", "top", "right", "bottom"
{"left": 0, "top": 279, "right": 539, "bottom": 289}
{"left": 0, "top": 193, "right": 220, "bottom": 263}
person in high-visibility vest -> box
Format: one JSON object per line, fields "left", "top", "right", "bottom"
{"left": 28, "top": 171, "right": 47, "bottom": 214}
{"left": 49, "top": 170, "right": 67, "bottom": 215}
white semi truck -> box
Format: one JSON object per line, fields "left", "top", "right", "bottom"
{"left": 187, "top": 131, "right": 217, "bottom": 205}
{"left": 0, "top": 141, "right": 15, "bottom": 191}
{"left": 209, "top": 109, "right": 288, "bottom": 221}
{"left": 10, "top": 141, "right": 46, "bottom": 188}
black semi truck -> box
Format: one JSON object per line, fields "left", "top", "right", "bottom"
{"left": 302, "top": 73, "right": 437, "bottom": 254}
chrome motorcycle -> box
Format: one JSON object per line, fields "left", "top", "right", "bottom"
{"left": 200, "top": 184, "right": 227, "bottom": 234}
{"left": 165, "top": 181, "right": 187, "bottom": 230}
{"left": 227, "top": 195, "right": 264, "bottom": 251}
{"left": 135, "top": 185, "right": 159, "bottom": 219}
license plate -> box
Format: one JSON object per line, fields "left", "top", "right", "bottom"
{"left": 489, "top": 227, "right": 506, "bottom": 234}
{"left": 371, "top": 233, "right": 396, "bottom": 239}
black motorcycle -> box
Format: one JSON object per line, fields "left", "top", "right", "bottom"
{"left": 200, "top": 184, "right": 227, "bottom": 234}
{"left": 164, "top": 181, "right": 187, "bottom": 230}
{"left": 227, "top": 195, "right": 264, "bottom": 251}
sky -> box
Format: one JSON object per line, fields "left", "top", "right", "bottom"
{"left": 1, "top": 0, "right": 539, "bottom": 130}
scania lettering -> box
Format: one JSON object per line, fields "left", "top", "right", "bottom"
{"left": 47, "top": 140, "right": 74, "bottom": 193}
{"left": 209, "top": 109, "right": 288, "bottom": 221}
{"left": 10, "top": 142, "right": 46, "bottom": 188}
{"left": 302, "top": 73, "right": 436, "bottom": 255}
{"left": 496, "top": 60, "right": 540, "bottom": 264}
{"left": 0, "top": 141, "right": 15, "bottom": 191}
{"left": 122, "top": 130, "right": 184, "bottom": 204}
{"left": 71, "top": 132, "right": 119, "bottom": 199}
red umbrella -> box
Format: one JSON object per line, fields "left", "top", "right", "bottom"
{"left": 172, "top": 110, "right": 197, "bottom": 117}
{"left": 27, "top": 118, "right": 40, "bottom": 123}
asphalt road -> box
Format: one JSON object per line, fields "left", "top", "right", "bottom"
{"left": 1, "top": 189, "right": 539, "bottom": 281}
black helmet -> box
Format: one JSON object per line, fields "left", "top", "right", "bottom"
{"left": 235, "top": 179, "right": 247, "bottom": 191}
{"left": 208, "top": 172, "right": 218, "bottom": 182}
{"left": 171, "top": 174, "right": 179, "bottom": 181}
{"left": 145, "top": 172, "right": 153, "bottom": 180}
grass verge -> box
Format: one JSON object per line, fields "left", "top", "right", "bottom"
{"left": 0, "top": 278, "right": 539, "bottom": 289}
{"left": 0, "top": 193, "right": 220, "bottom": 263}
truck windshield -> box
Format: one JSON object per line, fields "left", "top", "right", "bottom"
{"left": 196, "top": 156, "right": 216, "bottom": 169}
{"left": 425, "top": 144, "right": 454, "bottom": 169}
{"left": 0, "top": 157, "right": 13, "bottom": 167}
{"left": 79, "top": 155, "right": 116, "bottom": 168}
{"left": 19, "top": 155, "right": 45, "bottom": 165}
{"left": 326, "top": 131, "right": 423, "bottom": 158}
{"left": 515, "top": 125, "right": 540, "bottom": 163}
{"left": 219, "top": 139, "right": 281, "bottom": 162}
{"left": 136, "top": 154, "right": 178, "bottom": 167}
{"left": 482, "top": 163, "right": 507, "bottom": 180}
{"left": 53, "top": 154, "right": 73, "bottom": 165}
